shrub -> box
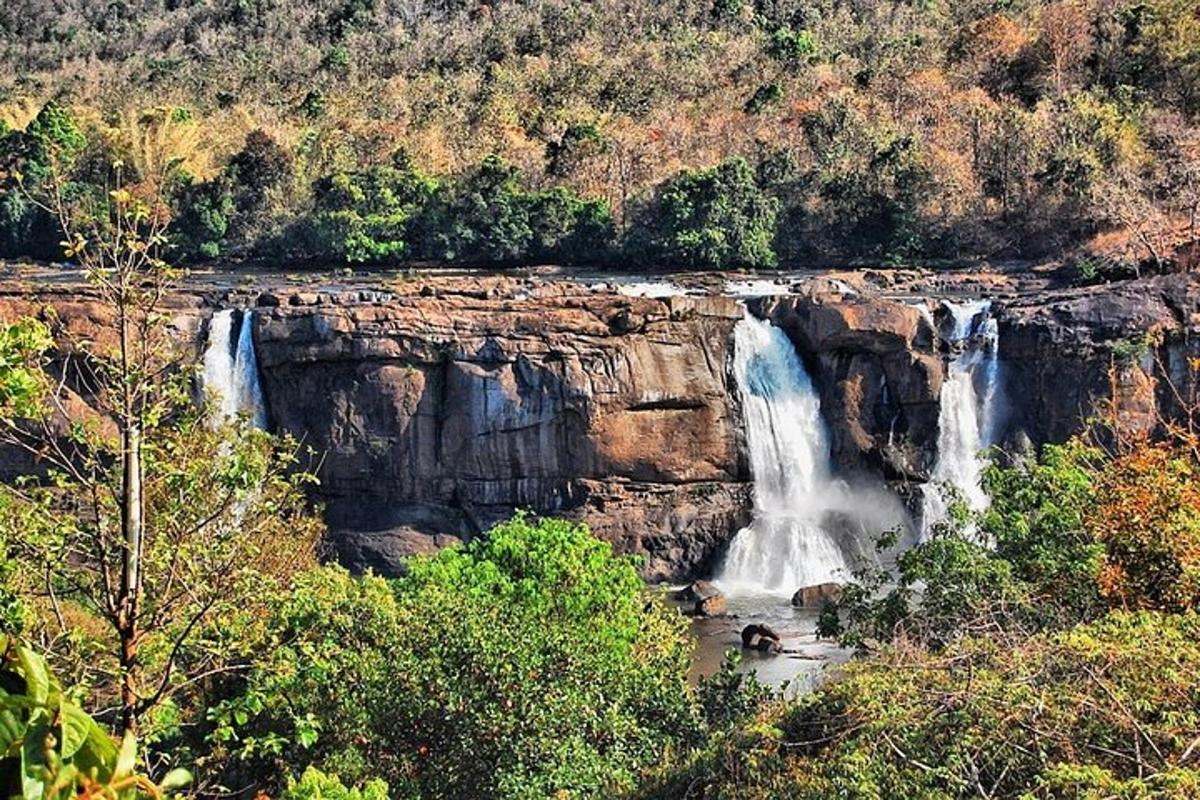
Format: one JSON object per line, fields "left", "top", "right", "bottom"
{"left": 213, "top": 515, "right": 700, "bottom": 799}
{"left": 631, "top": 158, "right": 780, "bottom": 269}
{"left": 526, "top": 187, "right": 613, "bottom": 263}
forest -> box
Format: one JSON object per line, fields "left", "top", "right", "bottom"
{"left": 0, "top": 0, "right": 1198, "bottom": 270}
{"left": 1, "top": 1, "right": 1200, "bottom": 799}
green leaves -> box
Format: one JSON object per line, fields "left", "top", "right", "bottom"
{"left": 632, "top": 158, "right": 780, "bottom": 269}
{"left": 217, "top": 515, "right": 699, "bottom": 798}
{"left": 0, "top": 319, "right": 53, "bottom": 421}
{"left": 0, "top": 637, "right": 159, "bottom": 800}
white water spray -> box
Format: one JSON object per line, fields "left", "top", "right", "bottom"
{"left": 201, "top": 309, "right": 268, "bottom": 429}
{"left": 922, "top": 301, "right": 1001, "bottom": 534}
{"left": 717, "top": 312, "right": 851, "bottom": 595}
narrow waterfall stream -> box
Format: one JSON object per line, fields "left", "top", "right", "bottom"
{"left": 201, "top": 309, "right": 268, "bottom": 428}
{"left": 922, "top": 301, "right": 1002, "bottom": 534}
{"left": 716, "top": 311, "right": 850, "bottom": 595}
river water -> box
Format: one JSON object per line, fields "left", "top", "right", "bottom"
{"left": 679, "top": 592, "right": 851, "bottom": 694}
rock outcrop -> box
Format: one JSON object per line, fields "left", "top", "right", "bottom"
{"left": 250, "top": 283, "right": 751, "bottom": 580}
{"left": 999, "top": 275, "right": 1200, "bottom": 444}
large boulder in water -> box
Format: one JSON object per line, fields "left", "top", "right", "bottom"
{"left": 741, "top": 623, "right": 782, "bottom": 653}
{"left": 792, "top": 582, "right": 843, "bottom": 609}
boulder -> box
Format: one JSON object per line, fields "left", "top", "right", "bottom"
{"left": 741, "top": 623, "right": 782, "bottom": 654}
{"left": 792, "top": 582, "right": 843, "bottom": 608}
{"left": 676, "top": 580, "right": 727, "bottom": 617}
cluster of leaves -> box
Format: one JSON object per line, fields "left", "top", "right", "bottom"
{"left": 0, "top": 636, "right": 190, "bottom": 800}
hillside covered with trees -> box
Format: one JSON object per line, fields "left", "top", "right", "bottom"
{"left": 1, "top": 0, "right": 1198, "bottom": 269}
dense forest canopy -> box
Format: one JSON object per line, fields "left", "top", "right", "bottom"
{"left": 0, "top": 0, "right": 1198, "bottom": 267}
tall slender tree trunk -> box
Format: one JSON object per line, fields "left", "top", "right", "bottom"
{"left": 118, "top": 300, "right": 144, "bottom": 735}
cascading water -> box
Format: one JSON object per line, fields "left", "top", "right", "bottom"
{"left": 717, "top": 311, "right": 850, "bottom": 595}
{"left": 201, "top": 309, "right": 268, "bottom": 429}
{"left": 922, "top": 300, "right": 1002, "bottom": 535}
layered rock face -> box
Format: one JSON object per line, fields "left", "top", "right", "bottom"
{"left": 251, "top": 284, "right": 750, "bottom": 580}
{"left": 998, "top": 275, "right": 1200, "bottom": 444}
{"left": 5, "top": 270, "right": 1200, "bottom": 581}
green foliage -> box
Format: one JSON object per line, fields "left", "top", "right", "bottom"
{"left": 0, "top": 636, "right": 190, "bottom": 800}
{"left": 631, "top": 158, "right": 779, "bottom": 269}
{"left": 0, "top": 102, "right": 89, "bottom": 260}
{"left": 214, "top": 515, "right": 699, "bottom": 799}
{"left": 526, "top": 187, "right": 613, "bottom": 263}
{"left": 171, "top": 176, "right": 235, "bottom": 259}
{"left": 766, "top": 28, "right": 817, "bottom": 66}
{"left": 644, "top": 611, "right": 1200, "bottom": 799}
{"left": 281, "top": 767, "right": 388, "bottom": 800}
{"left": 695, "top": 651, "right": 777, "bottom": 732}
{"left": 981, "top": 441, "right": 1107, "bottom": 622}
{"left": 826, "top": 443, "right": 1109, "bottom": 649}
{"left": 297, "top": 160, "right": 438, "bottom": 263}
{"left": 22, "top": 101, "right": 87, "bottom": 179}
{"left": 0, "top": 319, "right": 53, "bottom": 420}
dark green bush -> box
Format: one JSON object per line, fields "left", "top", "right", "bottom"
{"left": 629, "top": 158, "right": 780, "bottom": 269}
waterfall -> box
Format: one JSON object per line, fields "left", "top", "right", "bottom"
{"left": 201, "top": 309, "right": 268, "bottom": 429}
{"left": 717, "top": 311, "right": 850, "bottom": 595}
{"left": 922, "top": 300, "right": 1001, "bottom": 534}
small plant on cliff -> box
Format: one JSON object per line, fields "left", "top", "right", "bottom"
{"left": 210, "top": 514, "right": 701, "bottom": 799}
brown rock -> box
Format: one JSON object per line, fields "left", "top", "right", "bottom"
{"left": 792, "top": 582, "right": 844, "bottom": 608}
{"left": 740, "top": 624, "right": 782, "bottom": 653}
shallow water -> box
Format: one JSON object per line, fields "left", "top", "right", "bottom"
{"left": 679, "top": 592, "right": 852, "bottom": 696}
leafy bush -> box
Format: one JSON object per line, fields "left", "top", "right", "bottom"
{"left": 630, "top": 158, "right": 780, "bottom": 269}
{"left": 213, "top": 515, "right": 700, "bottom": 799}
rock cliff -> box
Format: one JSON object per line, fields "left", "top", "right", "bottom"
{"left": 251, "top": 283, "right": 750, "bottom": 580}
{"left": 4, "top": 268, "right": 1200, "bottom": 580}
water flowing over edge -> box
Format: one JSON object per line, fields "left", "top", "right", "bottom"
{"left": 201, "top": 309, "right": 268, "bottom": 429}
{"left": 716, "top": 311, "right": 852, "bottom": 597}
{"left": 921, "top": 300, "right": 1003, "bottom": 536}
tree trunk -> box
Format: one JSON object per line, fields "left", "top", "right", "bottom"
{"left": 119, "top": 421, "right": 143, "bottom": 734}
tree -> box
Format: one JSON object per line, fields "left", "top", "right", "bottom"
{"left": 0, "top": 158, "right": 321, "bottom": 737}
{"left": 631, "top": 158, "right": 780, "bottom": 269}
{"left": 212, "top": 515, "right": 700, "bottom": 799}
